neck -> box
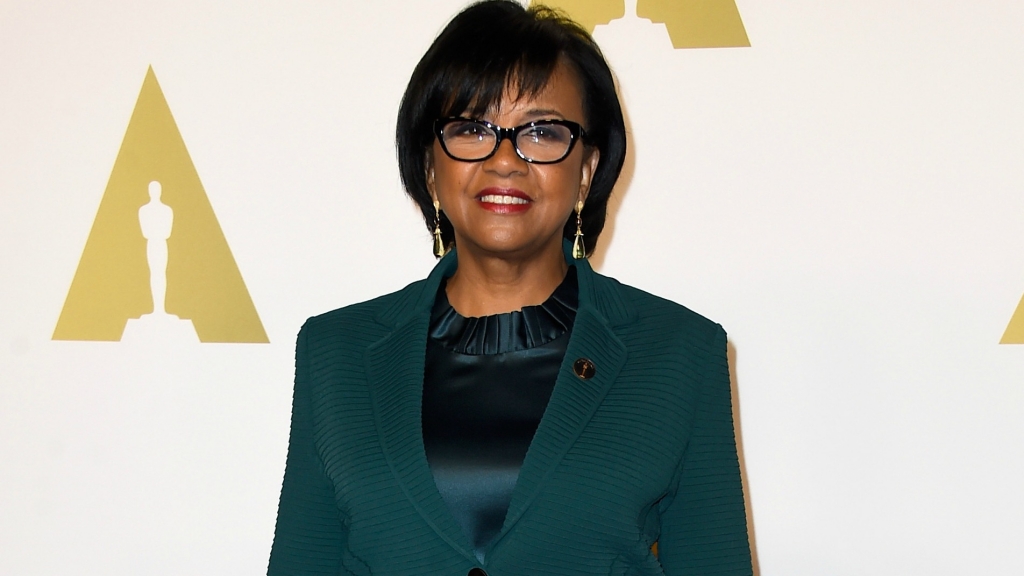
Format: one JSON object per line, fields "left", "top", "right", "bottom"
{"left": 444, "top": 239, "right": 570, "bottom": 317}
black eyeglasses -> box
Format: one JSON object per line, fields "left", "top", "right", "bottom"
{"left": 433, "top": 117, "right": 586, "bottom": 164}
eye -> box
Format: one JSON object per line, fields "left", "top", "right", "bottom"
{"left": 521, "top": 123, "right": 571, "bottom": 145}
{"left": 446, "top": 120, "right": 491, "bottom": 140}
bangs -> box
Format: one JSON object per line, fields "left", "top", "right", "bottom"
{"left": 418, "top": 5, "right": 574, "bottom": 136}
{"left": 437, "top": 47, "right": 562, "bottom": 120}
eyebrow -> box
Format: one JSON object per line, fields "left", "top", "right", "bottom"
{"left": 470, "top": 106, "right": 569, "bottom": 124}
{"left": 521, "top": 108, "right": 564, "bottom": 118}
{"left": 477, "top": 105, "right": 565, "bottom": 119}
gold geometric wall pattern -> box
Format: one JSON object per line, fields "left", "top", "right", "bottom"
{"left": 533, "top": 0, "right": 750, "bottom": 49}
{"left": 53, "top": 67, "right": 269, "bottom": 343}
{"left": 1001, "top": 294, "right": 1024, "bottom": 344}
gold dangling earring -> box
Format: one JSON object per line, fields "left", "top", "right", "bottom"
{"left": 432, "top": 200, "right": 447, "bottom": 259}
{"left": 572, "top": 200, "right": 586, "bottom": 259}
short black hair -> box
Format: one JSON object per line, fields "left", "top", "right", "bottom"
{"left": 396, "top": 0, "right": 627, "bottom": 256}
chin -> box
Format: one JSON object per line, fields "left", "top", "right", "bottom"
{"left": 464, "top": 233, "right": 560, "bottom": 258}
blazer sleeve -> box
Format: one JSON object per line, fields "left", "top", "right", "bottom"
{"left": 657, "top": 325, "right": 753, "bottom": 576}
{"left": 267, "top": 325, "right": 352, "bottom": 576}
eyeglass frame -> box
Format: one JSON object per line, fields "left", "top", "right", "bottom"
{"left": 432, "top": 117, "right": 588, "bottom": 164}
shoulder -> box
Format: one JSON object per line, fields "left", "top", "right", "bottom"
{"left": 298, "top": 279, "right": 429, "bottom": 344}
{"left": 592, "top": 271, "right": 723, "bottom": 335}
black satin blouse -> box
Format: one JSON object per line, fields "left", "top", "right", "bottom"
{"left": 422, "top": 267, "right": 578, "bottom": 562}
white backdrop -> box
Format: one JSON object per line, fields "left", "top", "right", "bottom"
{"left": 2, "top": 1, "right": 1023, "bottom": 574}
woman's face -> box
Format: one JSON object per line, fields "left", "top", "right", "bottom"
{"left": 426, "top": 61, "right": 600, "bottom": 261}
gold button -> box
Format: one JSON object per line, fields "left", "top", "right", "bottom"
{"left": 573, "top": 358, "right": 596, "bottom": 379}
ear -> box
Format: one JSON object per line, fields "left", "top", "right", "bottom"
{"left": 425, "top": 147, "right": 438, "bottom": 203}
{"left": 578, "top": 146, "right": 601, "bottom": 205}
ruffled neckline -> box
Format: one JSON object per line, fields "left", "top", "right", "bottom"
{"left": 429, "top": 267, "right": 578, "bottom": 355}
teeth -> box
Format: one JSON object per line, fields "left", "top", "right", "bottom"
{"left": 479, "top": 194, "right": 529, "bottom": 205}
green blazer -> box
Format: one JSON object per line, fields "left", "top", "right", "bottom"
{"left": 268, "top": 246, "right": 752, "bottom": 576}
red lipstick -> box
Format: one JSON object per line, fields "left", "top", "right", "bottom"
{"left": 475, "top": 187, "right": 533, "bottom": 214}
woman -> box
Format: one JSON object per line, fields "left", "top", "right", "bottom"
{"left": 268, "top": 2, "right": 751, "bottom": 575}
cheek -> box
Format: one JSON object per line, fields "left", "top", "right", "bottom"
{"left": 540, "top": 162, "right": 585, "bottom": 202}
{"left": 431, "top": 156, "right": 471, "bottom": 197}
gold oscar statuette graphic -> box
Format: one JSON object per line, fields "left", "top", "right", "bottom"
{"left": 534, "top": 0, "right": 625, "bottom": 32}
{"left": 533, "top": 0, "right": 749, "bottom": 49}
{"left": 1001, "top": 294, "right": 1024, "bottom": 344}
{"left": 53, "top": 67, "right": 269, "bottom": 343}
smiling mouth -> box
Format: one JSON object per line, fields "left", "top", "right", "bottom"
{"left": 478, "top": 194, "right": 530, "bottom": 205}
{"left": 474, "top": 188, "right": 533, "bottom": 213}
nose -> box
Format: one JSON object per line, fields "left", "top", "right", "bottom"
{"left": 483, "top": 136, "right": 528, "bottom": 175}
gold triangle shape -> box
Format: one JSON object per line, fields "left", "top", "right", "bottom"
{"left": 1001, "top": 294, "right": 1024, "bottom": 344}
{"left": 53, "top": 67, "right": 268, "bottom": 343}
{"left": 533, "top": 0, "right": 749, "bottom": 49}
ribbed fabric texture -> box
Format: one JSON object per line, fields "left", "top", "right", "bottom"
{"left": 267, "top": 247, "right": 752, "bottom": 576}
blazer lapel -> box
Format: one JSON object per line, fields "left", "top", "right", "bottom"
{"left": 364, "top": 253, "right": 479, "bottom": 563}
{"left": 493, "top": 253, "right": 633, "bottom": 548}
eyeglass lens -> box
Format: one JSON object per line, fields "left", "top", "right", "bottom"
{"left": 442, "top": 120, "right": 574, "bottom": 162}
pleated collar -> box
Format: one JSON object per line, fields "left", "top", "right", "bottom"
{"left": 428, "top": 267, "right": 578, "bottom": 355}
{"left": 373, "top": 240, "right": 638, "bottom": 330}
